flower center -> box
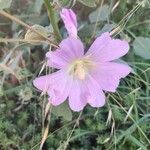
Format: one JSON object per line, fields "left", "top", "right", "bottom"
{"left": 68, "top": 57, "right": 95, "bottom": 80}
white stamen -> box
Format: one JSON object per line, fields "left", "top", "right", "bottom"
{"left": 68, "top": 57, "right": 95, "bottom": 80}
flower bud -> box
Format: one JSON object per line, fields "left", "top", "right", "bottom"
{"left": 24, "top": 24, "right": 48, "bottom": 45}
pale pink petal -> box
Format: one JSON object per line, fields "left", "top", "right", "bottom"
{"left": 33, "top": 75, "right": 51, "bottom": 92}
{"left": 59, "top": 38, "right": 84, "bottom": 58}
{"left": 85, "top": 76, "right": 105, "bottom": 107}
{"left": 91, "top": 62, "right": 131, "bottom": 92}
{"left": 69, "top": 80, "right": 87, "bottom": 111}
{"left": 86, "top": 32, "right": 129, "bottom": 62}
{"left": 46, "top": 38, "right": 84, "bottom": 69}
{"left": 47, "top": 71, "right": 72, "bottom": 106}
{"left": 60, "top": 8, "right": 77, "bottom": 38}
{"left": 46, "top": 50, "right": 70, "bottom": 69}
{"left": 33, "top": 70, "right": 66, "bottom": 92}
{"left": 86, "top": 32, "right": 111, "bottom": 56}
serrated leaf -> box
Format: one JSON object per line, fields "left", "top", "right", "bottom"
{"left": 89, "top": 5, "right": 110, "bottom": 23}
{"left": 133, "top": 37, "right": 150, "bottom": 59}
{"left": 52, "top": 102, "right": 72, "bottom": 121}
{"left": 0, "top": 0, "right": 12, "bottom": 10}
{"left": 78, "top": 0, "right": 96, "bottom": 7}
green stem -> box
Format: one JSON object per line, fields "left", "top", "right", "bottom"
{"left": 44, "top": 0, "right": 62, "bottom": 42}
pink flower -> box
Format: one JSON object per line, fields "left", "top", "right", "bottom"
{"left": 60, "top": 8, "right": 78, "bottom": 38}
{"left": 33, "top": 8, "right": 131, "bottom": 111}
{"left": 33, "top": 32, "right": 131, "bottom": 111}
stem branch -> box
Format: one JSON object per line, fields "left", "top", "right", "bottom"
{"left": 44, "top": 0, "right": 62, "bottom": 42}
{"left": 0, "top": 10, "right": 59, "bottom": 48}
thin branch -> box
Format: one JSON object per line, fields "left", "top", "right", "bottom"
{"left": 0, "top": 38, "right": 49, "bottom": 44}
{"left": 0, "top": 10, "right": 59, "bottom": 48}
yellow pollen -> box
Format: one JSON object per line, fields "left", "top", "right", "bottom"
{"left": 68, "top": 57, "right": 95, "bottom": 80}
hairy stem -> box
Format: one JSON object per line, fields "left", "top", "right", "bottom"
{"left": 44, "top": 0, "right": 62, "bottom": 42}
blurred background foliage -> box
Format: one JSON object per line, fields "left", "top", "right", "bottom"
{"left": 0, "top": 0, "right": 150, "bottom": 149}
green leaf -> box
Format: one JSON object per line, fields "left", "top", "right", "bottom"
{"left": 33, "top": 0, "right": 43, "bottom": 13}
{"left": 52, "top": 102, "right": 72, "bottom": 121}
{"left": 116, "top": 114, "right": 150, "bottom": 144}
{"left": 79, "top": 24, "right": 95, "bottom": 39}
{"left": 57, "top": 0, "right": 76, "bottom": 8}
{"left": 96, "top": 24, "right": 115, "bottom": 37}
{"left": 77, "top": 0, "right": 97, "bottom": 7}
{"left": 16, "top": 67, "right": 33, "bottom": 80}
{"left": 127, "top": 135, "right": 147, "bottom": 150}
{"left": 0, "top": 0, "right": 12, "bottom": 10}
{"left": 89, "top": 5, "right": 110, "bottom": 23}
{"left": 133, "top": 37, "right": 150, "bottom": 59}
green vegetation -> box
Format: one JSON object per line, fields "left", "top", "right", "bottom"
{"left": 0, "top": 0, "right": 150, "bottom": 149}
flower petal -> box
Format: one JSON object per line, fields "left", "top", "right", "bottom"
{"left": 33, "top": 70, "right": 64, "bottom": 92}
{"left": 47, "top": 71, "right": 72, "bottom": 106}
{"left": 91, "top": 62, "right": 131, "bottom": 92}
{"left": 34, "top": 70, "right": 73, "bottom": 106}
{"left": 85, "top": 76, "right": 105, "bottom": 107}
{"left": 86, "top": 32, "right": 111, "bottom": 56}
{"left": 69, "top": 80, "right": 87, "bottom": 111}
{"left": 46, "top": 50, "right": 70, "bottom": 69}
{"left": 33, "top": 75, "right": 52, "bottom": 92}
{"left": 60, "top": 8, "right": 78, "bottom": 38}
{"left": 46, "top": 38, "right": 84, "bottom": 69}
{"left": 86, "top": 32, "right": 129, "bottom": 62}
